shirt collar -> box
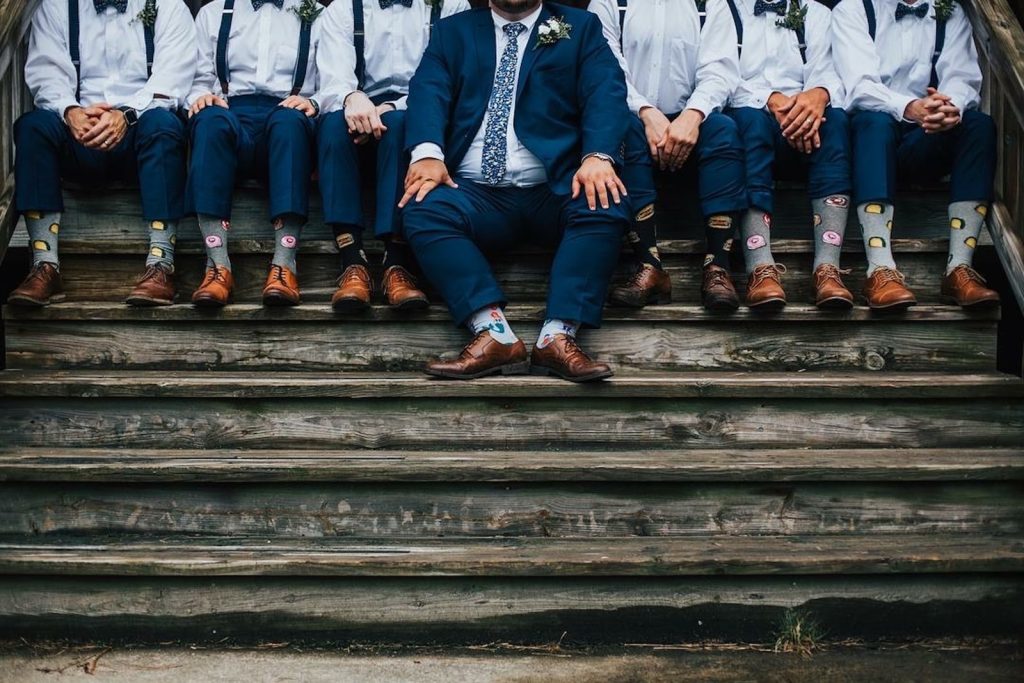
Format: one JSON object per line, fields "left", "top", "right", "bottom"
{"left": 491, "top": 5, "right": 543, "bottom": 34}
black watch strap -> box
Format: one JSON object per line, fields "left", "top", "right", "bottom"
{"left": 117, "top": 106, "right": 139, "bottom": 127}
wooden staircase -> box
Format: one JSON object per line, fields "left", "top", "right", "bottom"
{"left": 0, "top": 183, "right": 1022, "bottom": 645}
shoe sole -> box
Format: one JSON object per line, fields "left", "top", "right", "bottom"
{"left": 940, "top": 295, "right": 1000, "bottom": 309}
{"left": 263, "top": 294, "right": 301, "bottom": 307}
{"left": 865, "top": 298, "right": 917, "bottom": 311}
{"left": 332, "top": 298, "right": 371, "bottom": 313}
{"left": 608, "top": 293, "right": 672, "bottom": 309}
{"left": 747, "top": 298, "right": 787, "bottom": 312}
{"left": 529, "top": 364, "right": 614, "bottom": 383}
{"left": 425, "top": 360, "right": 531, "bottom": 380}
{"left": 125, "top": 295, "right": 174, "bottom": 307}
{"left": 702, "top": 298, "right": 740, "bottom": 313}
{"left": 192, "top": 296, "right": 231, "bottom": 308}
{"left": 816, "top": 296, "right": 854, "bottom": 310}
{"left": 389, "top": 296, "right": 430, "bottom": 311}
{"left": 6, "top": 292, "right": 65, "bottom": 307}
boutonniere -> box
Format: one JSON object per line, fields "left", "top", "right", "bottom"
{"left": 933, "top": 0, "right": 956, "bottom": 21}
{"left": 536, "top": 16, "right": 572, "bottom": 48}
{"left": 290, "top": 0, "right": 324, "bottom": 25}
{"left": 424, "top": 0, "right": 443, "bottom": 8}
{"left": 775, "top": 0, "right": 807, "bottom": 32}
{"left": 135, "top": 0, "right": 158, "bottom": 29}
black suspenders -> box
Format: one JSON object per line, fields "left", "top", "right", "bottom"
{"left": 68, "top": 0, "right": 156, "bottom": 100}
{"left": 353, "top": 0, "right": 440, "bottom": 92}
{"left": 217, "top": 0, "right": 313, "bottom": 96}
{"left": 862, "top": 0, "right": 946, "bottom": 89}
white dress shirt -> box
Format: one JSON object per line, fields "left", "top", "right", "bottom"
{"left": 832, "top": 0, "right": 982, "bottom": 120}
{"left": 25, "top": 0, "right": 197, "bottom": 116}
{"left": 317, "top": 0, "right": 470, "bottom": 114}
{"left": 189, "top": 0, "right": 322, "bottom": 108}
{"left": 411, "top": 6, "right": 547, "bottom": 188}
{"left": 729, "top": 0, "right": 845, "bottom": 110}
{"left": 588, "top": 0, "right": 739, "bottom": 118}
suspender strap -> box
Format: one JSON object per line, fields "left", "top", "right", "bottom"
{"left": 429, "top": 0, "right": 441, "bottom": 28}
{"left": 795, "top": 22, "right": 807, "bottom": 64}
{"left": 291, "top": 19, "right": 312, "bottom": 95}
{"left": 695, "top": 0, "right": 706, "bottom": 30}
{"left": 930, "top": 17, "right": 946, "bottom": 89}
{"left": 216, "top": 0, "right": 236, "bottom": 93}
{"left": 145, "top": 23, "right": 155, "bottom": 78}
{"left": 617, "top": 0, "right": 626, "bottom": 33}
{"left": 353, "top": 0, "right": 366, "bottom": 89}
{"left": 724, "top": 0, "right": 743, "bottom": 57}
{"left": 863, "top": 0, "right": 876, "bottom": 40}
{"left": 68, "top": 0, "right": 81, "bottom": 100}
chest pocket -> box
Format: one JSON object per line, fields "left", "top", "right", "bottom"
{"left": 668, "top": 38, "right": 699, "bottom": 88}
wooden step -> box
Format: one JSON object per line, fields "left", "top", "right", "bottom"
{"left": 3, "top": 304, "right": 1000, "bottom": 373}
{"left": 1, "top": 535, "right": 1020, "bottom": 576}
{"left": 2, "top": 447, "right": 1020, "bottom": 482}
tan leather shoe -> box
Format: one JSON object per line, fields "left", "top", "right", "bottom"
{"left": 531, "top": 334, "right": 613, "bottom": 383}
{"left": 425, "top": 331, "right": 530, "bottom": 380}
{"left": 192, "top": 264, "right": 234, "bottom": 307}
{"left": 701, "top": 265, "right": 739, "bottom": 312}
{"left": 7, "top": 262, "right": 64, "bottom": 307}
{"left": 863, "top": 267, "right": 917, "bottom": 310}
{"left": 813, "top": 263, "right": 854, "bottom": 310}
{"left": 746, "top": 263, "right": 787, "bottom": 310}
{"left": 382, "top": 266, "right": 428, "bottom": 310}
{"left": 126, "top": 264, "right": 175, "bottom": 307}
{"left": 608, "top": 263, "right": 672, "bottom": 307}
{"left": 941, "top": 265, "right": 1000, "bottom": 309}
{"left": 262, "top": 264, "right": 301, "bottom": 306}
{"left": 332, "top": 265, "right": 372, "bottom": 312}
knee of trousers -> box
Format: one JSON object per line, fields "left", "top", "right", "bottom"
{"left": 317, "top": 111, "right": 359, "bottom": 158}
{"left": 851, "top": 110, "right": 898, "bottom": 145}
{"left": 136, "top": 108, "right": 185, "bottom": 138}
{"left": 401, "top": 196, "right": 468, "bottom": 243}
{"left": 727, "top": 107, "right": 775, "bottom": 143}
{"left": 14, "top": 109, "right": 67, "bottom": 148}
{"left": 377, "top": 111, "right": 408, "bottom": 156}
{"left": 959, "top": 109, "right": 997, "bottom": 149}
{"left": 189, "top": 106, "right": 240, "bottom": 144}
{"left": 266, "top": 106, "right": 315, "bottom": 140}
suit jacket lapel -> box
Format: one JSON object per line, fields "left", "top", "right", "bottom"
{"left": 516, "top": 4, "right": 552, "bottom": 98}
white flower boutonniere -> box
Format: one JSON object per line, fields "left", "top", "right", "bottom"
{"left": 136, "top": 0, "right": 158, "bottom": 29}
{"left": 290, "top": 0, "right": 324, "bottom": 26}
{"left": 933, "top": 0, "right": 956, "bottom": 22}
{"left": 536, "top": 16, "right": 571, "bottom": 48}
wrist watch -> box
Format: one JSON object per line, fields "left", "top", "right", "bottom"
{"left": 309, "top": 98, "right": 321, "bottom": 117}
{"left": 116, "top": 106, "right": 139, "bottom": 127}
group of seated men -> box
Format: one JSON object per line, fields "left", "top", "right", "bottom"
{"left": 6, "top": 0, "right": 1001, "bottom": 383}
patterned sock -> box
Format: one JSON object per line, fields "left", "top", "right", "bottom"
{"left": 271, "top": 214, "right": 304, "bottom": 273}
{"left": 627, "top": 203, "right": 662, "bottom": 269}
{"left": 331, "top": 225, "right": 368, "bottom": 269}
{"left": 469, "top": 305, "right": 518, "bottom": 345}
{"left": 857, "top": 202, "right": 897, "bottom": 276}
{"left": 24, "top": 211, "right": 61, "bottom": 267}
{"left": 145, "top": 219, "right": 177, "bottom": 270}
{"left": 946, "top": 201, "right": 987, "bottom": 274}
{"left": 741, "top": 209, "right": 775, "bottom": 273}
{"left": 704, "top": 213, "right": 738, "bottom": 269}
{"left": 536, "top": 318, "right": 580, "bottom": 349}
{"left": 811, "top": 195, "right": 850, "bottom": 270}
{"left": 198, "top": 213, "right": 231, "bottom": 270}
{"left": 382, "top": 236, "right": 414, "bottom": 271}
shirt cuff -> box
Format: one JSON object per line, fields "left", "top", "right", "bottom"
{"left": 752, "top": 87, "right": 774, "bottom": 111}
{"left": 410, "top": 142, "right": 444, "bottom": 164}
{"left": 387, "top": 96, "right": 408, "bottom": 112}
{"left": 890, "top": 92, "right": 917, "bottom": 122}
{"left": 683, "top": 93, "right": 715, "bottom": 120}
{"left": 942, "top": 87, "right": 977, "bottom": 113}
{"left": 53, "top": 98, "right": 82, "bottom": 120}
{"left": 629, "top": 94, "right": 653, "bottom": 117}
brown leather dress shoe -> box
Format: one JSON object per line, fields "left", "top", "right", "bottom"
{"left": 941, "top": 265, "right": 1000, "bottom": 309}
{"left": 332, "top": 265, "right": 372, "bottom": 312}
{"left": 863, "top": 267, "right": 917, "bottom": 310}
{"left": 382, "top": 266, "right": 429, "bottom": 310}
{"left": 746, "top": 263, "right": 787, "bottom": 310}
{"left": 813, "top": 263, "right": 854, "bottom": 310}
{"left": 531, "top": 334, "right": 613, "bottom": 383}
{"left": 701, "top": 265, "right": 739, "bottom": 312}
{"left": 262, "top": 264, "right": 301, "bottom": 306}
{"left": 126, "top": 264, "right": 175, "bottom": 307}
{"left": 425, "top": 331, "right": 530, "bottom": 380}
{"left": 192, "top": 264, "right": 234, "bottom": 307}
{"left": 7, "top": 262, "right": 65, "bottom": 307}
{"left": 608, "top": 263, "right": 672, "bottom": 307}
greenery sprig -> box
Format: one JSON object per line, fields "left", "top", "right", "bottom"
{"left": 775, "top": 0, "right": 807, "bottom": 32}
{"left": 424, "top": 0, "right": 444, "bottom": 8}
{"left": 933, "top": 0, "right": 956, "bottom": 22}
{"left": 136, "top": 0, "right": 158, "bottom": 29}
{"left": 290, "top": 0, "right": 324, "bottom": 25}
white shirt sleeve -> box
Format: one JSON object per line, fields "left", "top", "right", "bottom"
{"left": 410, "top": 142, "right": 444, "bottom": 164}
{"left": 186, "top": 5, "right": 220, "bottom": 108}
{"left": 315, "top": 1, "right": 359, "bottom": 114}
{"left": 935, "top": 6, "right": 982, "bottom": 112}
{"left": 588, "top": 0, "right": 651, "bottom": 115}
{"left": 127, "top": 0, "right": 198, "bottom": 112}
{"left": 25, "top": 0, "right": 80, "bottom": 117}
{"left": 801, "top": 2, "right": 844, "bottom": 107}
{"left": 686, "top": 0, "right": 740, "bottom": 118}
{"left": 832, "top": 0, "right": 913, "bottom": 120}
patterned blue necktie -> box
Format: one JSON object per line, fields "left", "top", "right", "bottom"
{"left": 379, "top": 0, "right": 414, "bottom": 8}
{"left": 481, "top": 22, "right": 527, "bottom": 186}
{"left": 895, "top": 2, "right": 929, "bottom": 20}
{"left": 251, "top": 0, "right": 285, "bottom": 10}
{"left": 753, "top": 0, "right": 786, "bottom": 17}
{"left": 93, "top": 0, "right": 128, "bottom": 13}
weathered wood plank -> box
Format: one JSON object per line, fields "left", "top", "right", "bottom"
{"left": 1, "top": 574, "right": 1020, "bottom": 642}
{"left": 3, "top": 482, "right": 1021, "bottom": 538}
{"left": 0, "top": 396, "right": 1021, "bottom": 449}
{"left": 2, "top": 317, "right": 999, "bottom": 372}
{"left": 0, "top": 535, "right": 1021, "bottom": 576}
{"left": 2, "top": 447, "right": 1020, "bottom": 482}
{"left": 0, "top": 371, "right": 1021, "bottom": 400}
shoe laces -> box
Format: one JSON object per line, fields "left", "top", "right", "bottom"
{"left": 952, "top": 265, "right": 987, "bottom": 285}
{"left": 202, "top": 264, "right": 229, "bottom": 286}
{"left": 750, "top": 263, "right": 787, "bottom": 287}
{"left": 814, "top": 263, "right": 850, "bottom": 286}
{"left": 137, "top": 264, "right": 170, "bottom": 284}
{"left": 268, "top": 264, "right": 288, "bottom": 285}
{"left": 704, "top": 267, "right": 730, "bottom": 288}
{"left": 25, "top": 262, "right": 56, "bottom": 284}
{"left": 625, "top": 264, "right": 654, "bottom": 287}
{"left": 873, "top": 267, "right": 906, "bottom": 285}
{"left": 385, "top": 266, "right": 416, "bottom": 291}
{"left": 559, "top": 335, "right": 592, "bottom": 364}
{"left": 338, "top": 265, "right": 368, "bottom": 287}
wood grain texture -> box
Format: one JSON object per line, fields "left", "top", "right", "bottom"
{"left": 3, "top": 481, "right": 1021, "bottom": 538}
{"left": 0, "top": 535, "right": 1021, "bottom": 576}
{"left": 1, "top": 447, "right": 1020, "bottom": 482}
{"left": 1, "top": 396, "right": 1022, "bottom": 449}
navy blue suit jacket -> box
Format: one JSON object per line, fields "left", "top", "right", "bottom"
{"left": 405, "top": 3, "right": 629, "bottom": 195}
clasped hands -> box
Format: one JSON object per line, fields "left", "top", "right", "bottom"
{"left": 768, "top": 87, "right": 830, "bottom": 154}
{"left": 904, "top": 87, "right": 961, "bottom": 133}
{"left": 64, "top": 103, "right": 128, "bottom": 152}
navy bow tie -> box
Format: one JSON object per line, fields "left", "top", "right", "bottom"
{"left": 753, "top": 0, "right": 787, "bottom": 17}
{"left": 251, "top": 0, "right": 285, "bottom": 10}
{"left": 93, "top": 0, "right": 128, "bottom": 13}
{"left": 895, "top": 2, "right": 929, "bottom": 20}
{"left": 379, "top": 0, "right": 414, "bottom": 8}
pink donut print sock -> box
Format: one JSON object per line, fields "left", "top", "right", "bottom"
{"left": 198, "top": 214, "right": 232, "bottom": 270}
{"left": 811, "top": 194, "right": 850, "bottom": 271}
{"left": 271, "top": 214, "right": 305, "bottom": 273}
{"left": 741, "top": 208, "right": 776, "bottom": 274}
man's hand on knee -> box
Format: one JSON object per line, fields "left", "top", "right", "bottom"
{"left": 189, "top": 93, "right": 229, "bottom": 118}
{"left": 399, "top": 159, "right": 458, "bottom": 208}
{"left": 344, "top": 91, "right": 387, "bottom": 142}
{"left": 572, "top": 155, "right": 627, "bottom": 211}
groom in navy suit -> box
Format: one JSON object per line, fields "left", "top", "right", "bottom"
{"left": 400, "top": 0, "right": 631, "bottom": 383}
